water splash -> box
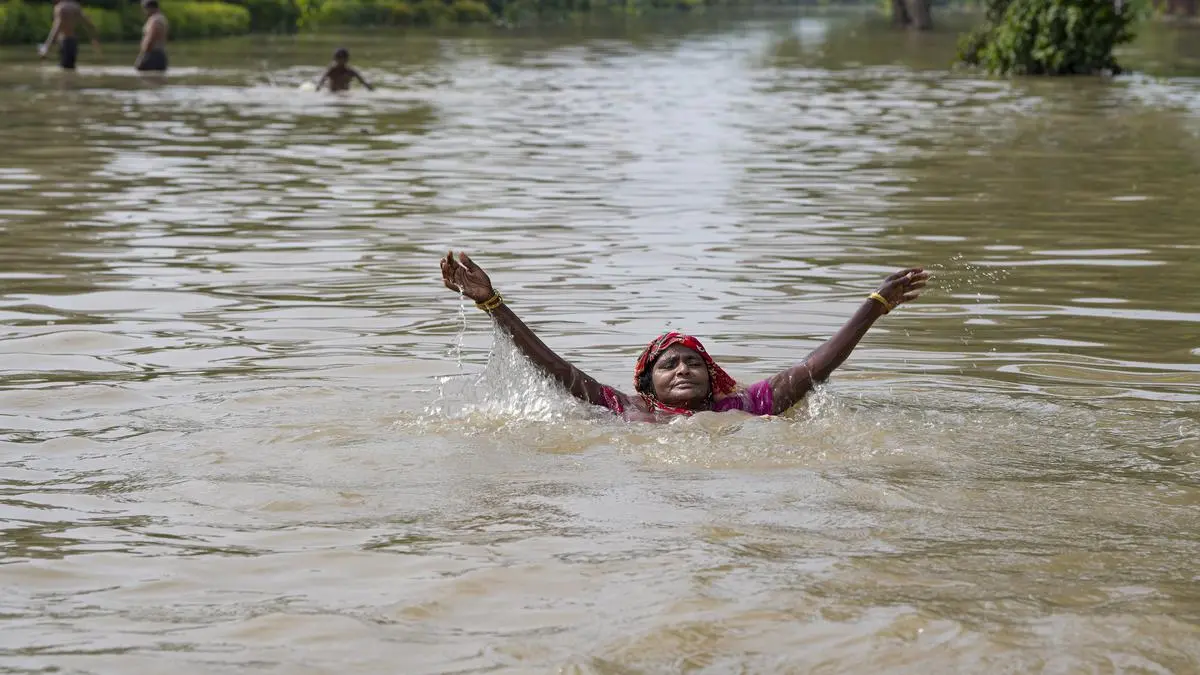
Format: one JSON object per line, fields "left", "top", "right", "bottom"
{"left": 926, "top": 253, "right": 1012, "bottom": 298}
{"left": 446, "top": 292, "right": 469, "bottom": 370}
{"left": 416, "top": 319, "right": 905, "bottom": 467}
{"left": 423, "top": 293, "right": 473, "bottom": 417}
{"left": 423, "top": 321, "right": 588, "bottom": 424}
{"left": 470, "top": 326, "right": 589, "bottom": 422}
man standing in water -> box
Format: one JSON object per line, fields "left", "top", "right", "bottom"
{"left": 38, "top": 0, "right": 101, "bottom": 70}
{"left": 134, "top": 0, "right": 169, "bottom": 72}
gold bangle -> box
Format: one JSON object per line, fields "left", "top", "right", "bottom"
{"left": 475, "top": 292, "right": 504, "bottom": 313}
{"left": 868, "top": 292, "right": 893, "bottom": 314}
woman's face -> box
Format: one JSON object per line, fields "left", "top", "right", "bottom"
{"left": 651, "top": 344, "right": 711, "bottom": 407}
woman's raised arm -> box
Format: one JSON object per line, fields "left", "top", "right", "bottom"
{"left": 767, "top": 268, "right": 928, "bottom": 414}
{"left": 440, "top": 251, "right": 619, "bottom": 408}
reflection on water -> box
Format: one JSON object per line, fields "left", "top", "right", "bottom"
{"left": 1, "top": 13, "right": 1199, "bottom": 674}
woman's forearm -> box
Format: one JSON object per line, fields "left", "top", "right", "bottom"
{"left": 805, "top": 299, "right": 885, "bottom": 381}
{"left": 769, "top": 298, "right": 886, "bottom": 413}
{"left": 488, "top": 303, "right": 607, "bottom": 406}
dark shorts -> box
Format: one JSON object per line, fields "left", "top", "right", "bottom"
{"left": 60, "top": 37, "right": 78, "bottom": 69}
{"left": 138, "top": 48, "right": 168, "bottom": 72}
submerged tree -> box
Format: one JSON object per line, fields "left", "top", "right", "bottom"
{"left": 892, "top": 0, "right": 933, "bottom": 30}
{"left": 958, "top": 0, "right": 1137, "bottom": 75}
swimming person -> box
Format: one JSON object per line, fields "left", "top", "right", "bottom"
{"left": 316, "top": 48, "right": 374, "bottom": 92}
{"left": 440, "top": 252, "right": 929, "bottom": 422}
{"left": 134, "top": 0, "right": 169, "bottom": 72}
{"left": 38, "top": 0, "right": 101, "bottom": 70}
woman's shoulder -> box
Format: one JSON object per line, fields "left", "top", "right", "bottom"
{"left": 599, "top": 386, "right": 656, "bottom": 417}
{"left": 712, "top": 379, "right": 774, "bottom": 416}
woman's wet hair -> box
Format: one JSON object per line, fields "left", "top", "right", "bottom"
{"left": 635, "top": 360, "right": 656, "bottom": 396}
{"left": 334, "top": 47, "right": 350, "bottom": 60}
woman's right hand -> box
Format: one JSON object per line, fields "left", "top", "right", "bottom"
{"left": 874, "top": 267, "right": 929, "bottom": 309}
{"left": 441, "top": 251, "right": 495, "bottom": 303}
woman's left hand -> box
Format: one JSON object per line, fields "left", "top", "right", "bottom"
{"left": 440, "top": 251, "right": 495, "bottom": 303}
{"left": 875, "top": 268, "right": 929, "bottom": 309}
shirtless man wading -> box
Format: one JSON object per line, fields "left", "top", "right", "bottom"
{"left": 135, "top": 0, "right": 169, "bottom": 72}
{"left": 39, "top": 0, "right": 101, "bottom": 70}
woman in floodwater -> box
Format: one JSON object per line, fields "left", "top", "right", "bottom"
{"left": 441, "top": 251, "right": 928, "bottom": 422}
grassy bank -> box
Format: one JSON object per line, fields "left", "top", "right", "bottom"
{"left": 296, "top": 0, "right": 492, "bottom": 29}
{"left": 2, "top": 0, "right": 800, "bottom": 44}
{"left": 0, "top": 0, "right": 251, "bottom": 44}
{"left": 293, "top": 0, "right": 723, "bottom": 28}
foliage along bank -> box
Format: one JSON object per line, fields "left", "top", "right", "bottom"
{"left": 1, "top": 0, "right": 824, "bottom": 45}
{"left": 1, "top": 0, "right": 1148, "bottom": 70}
{"left": 250, "top": 0, "right": 771, "bottom": 31}
{"left": 957, "top": 0, "right": 1138, "bottom": 74}
{"left": 0, "top": 0, "right": 251, "bottom": 44}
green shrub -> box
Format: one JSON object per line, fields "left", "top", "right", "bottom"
{"left": 90, "top": 6, "right": 130, "bottom": 38}
{"left": 0, "top": 1, "right": 121, "bottom": 44}
{"left": 958, "top": 0, "right": 1137, "bottom": 74}
{"left": 450, "top": 0, "right": 491, "bottom": 21}
{"left": 300, "top": 0, "right": 414, "bottom": 26}
{"left": 0, "top": 1, "right": 52, "bottom": 44}
{"left": 80, "top": 0, "right": 129, "bottom": 11}
{"left": 299, "top": 0, "right": 490, "bottom": 26}
{"left": 162, "top": 1, "right": 251, "bottom": 38}
{"left": 229, "top": 0, "right": 300, "bottom": 31}
{"left": 409, "top": 0, "right": 448, "bottom": 23}
{"left": 0, "top": 0, "right": 249, "bottom": 44}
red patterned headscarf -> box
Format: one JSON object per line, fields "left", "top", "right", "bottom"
{"left": 634, "top": 332, "right": 738, "bottom": 415}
